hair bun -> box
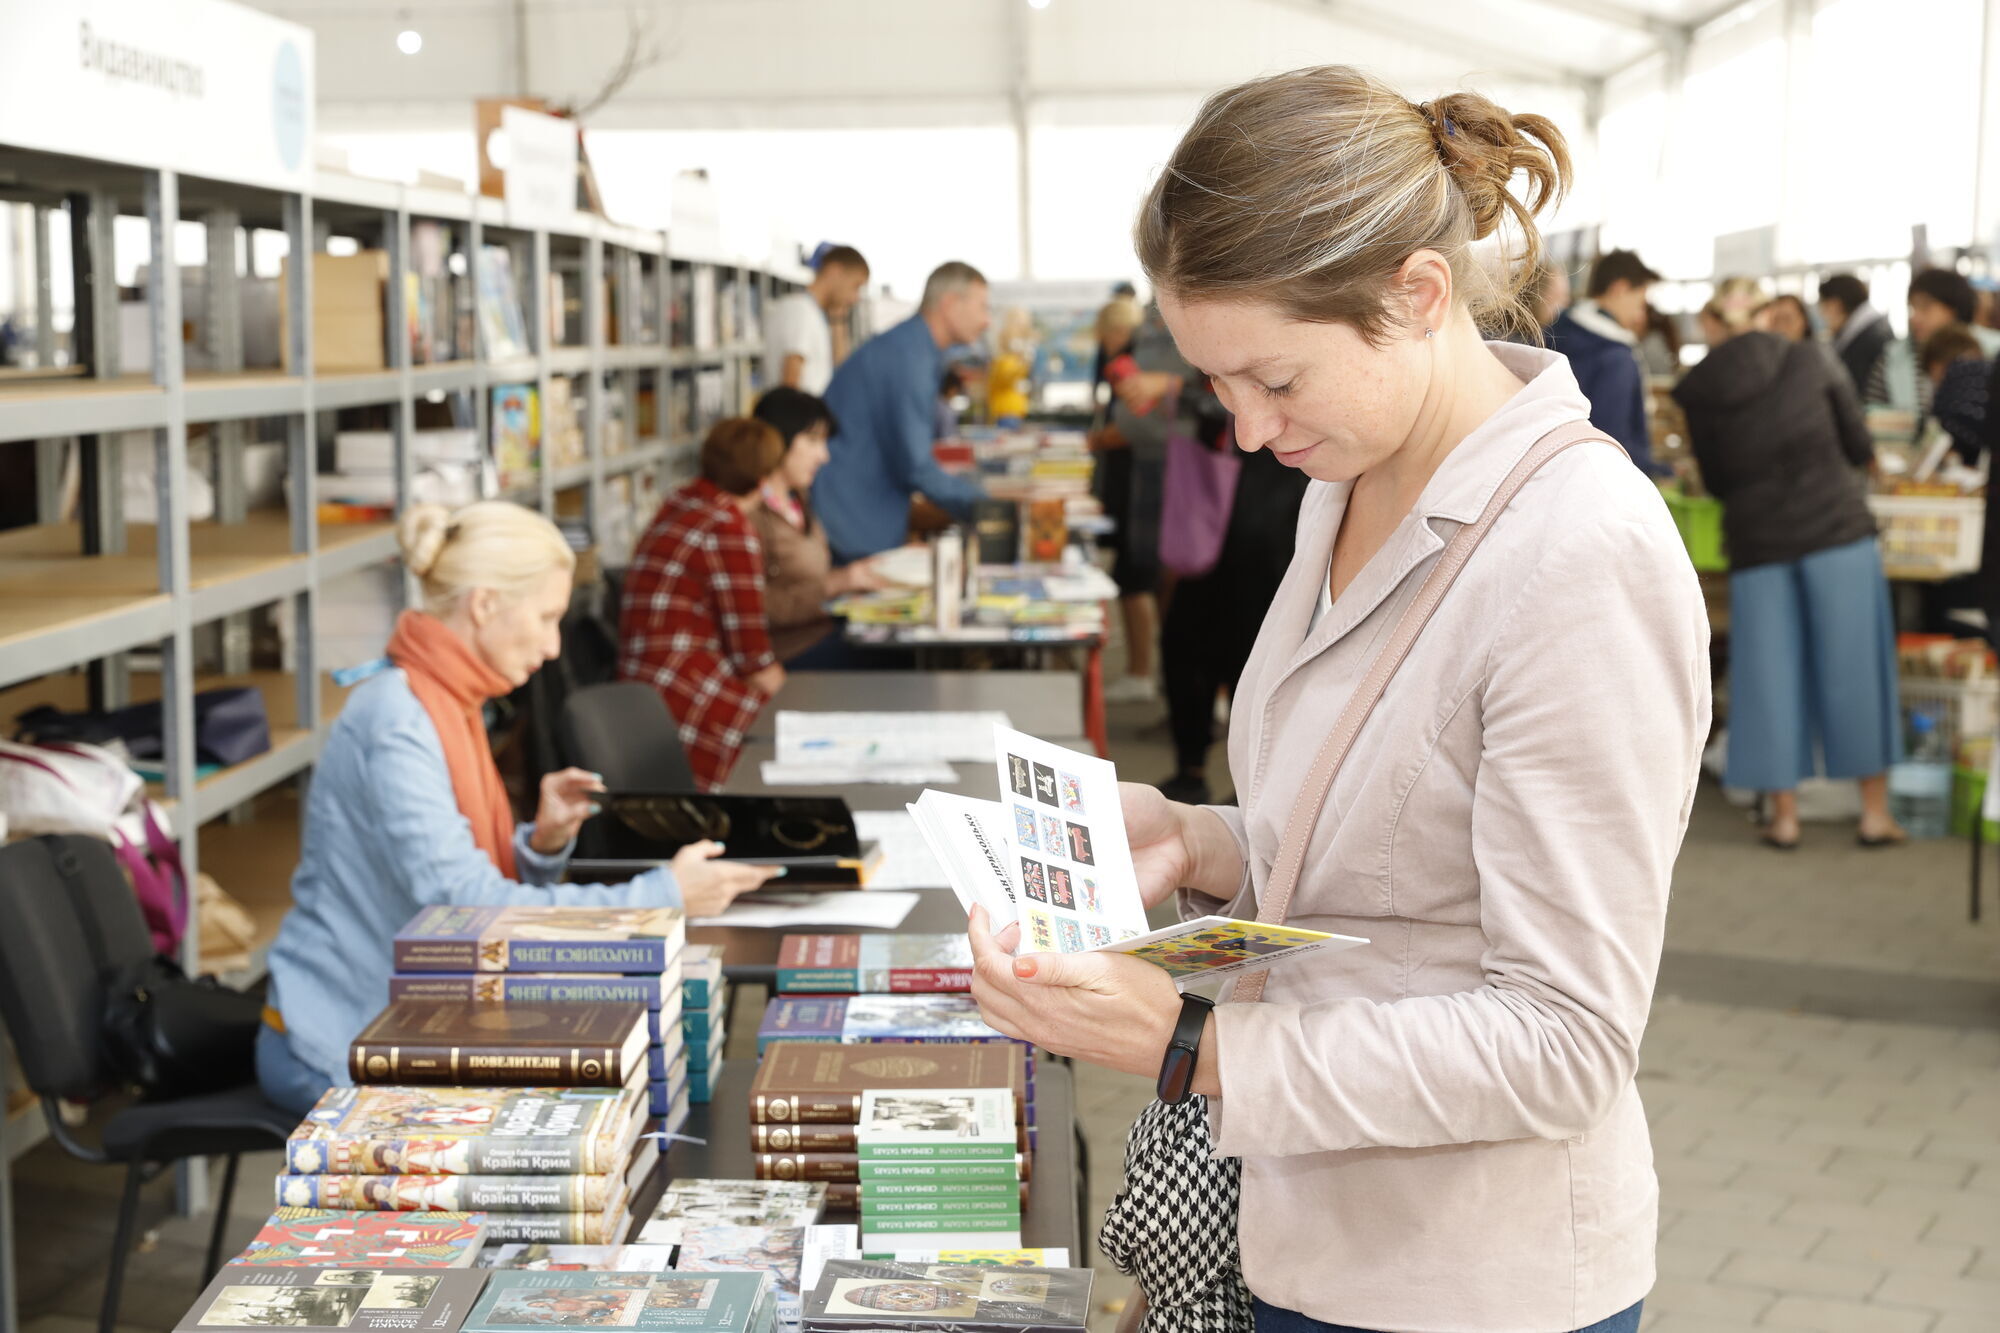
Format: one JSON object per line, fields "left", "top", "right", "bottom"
{"left": 1428, "top": 91, "right": 1570, "bottom": 245}
{"left": 397, "top": 503, "right": 452, "bottom": 579}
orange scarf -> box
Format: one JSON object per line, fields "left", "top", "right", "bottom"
{"left": 387, "top": 610, "right": 519, "bottom": 879}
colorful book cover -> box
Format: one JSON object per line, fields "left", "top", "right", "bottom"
{"left": 492, "top": 383, "right": 538, "bottom": 484}
{"left": 172, "top": 1267, "right": 489, "bottom": 1332}
{"left": 395, "top": 905, "right": 685, "bottom": 975}
{"left": 775, "top": 936, "right": 972, "bottom": 994}
{"left": 466, "top": 1271, "right": 772, "bottom": 1333}
{"left": 479, "top": 1244, "right": 674, "bottom": 1272}
{"left": 671, "top": 1226, "right": 807, "bottom": 1324}
{"left": 288, "top": 1083, "right": 647, "bottom": 1176}
{"left": 837, "top": 996, "right": 1012, "bottom": 1045}
{"left": 390, "top": 971, "right": 679, "bottom": 1013}
{"left": 638, "top": 1181, "right": 827, "bottom": 1245}
{"left": 853, "top": 1091, "right": 1016, "bottom": 1161}
{"left": 278, "top": 1173, "right": 626, "bottom": 1214}
{"left": 233, "top": 1211, "right": 486, "bottom": 1268}
{"left": 804, "top": 1261, "right": 1086, "bottom": 1331}
{"left": 350, "top": 999, "right": 650, "bottom": 1087}
{"left": 759, "top": 997, "right": 848, "bottom": 1053}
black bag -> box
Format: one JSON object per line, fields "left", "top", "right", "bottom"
{"left": 16, "top": 686, "right": 272, "bottom": 768}
{"left": 98, "top": 955, "right": 262, "bottom": 1099}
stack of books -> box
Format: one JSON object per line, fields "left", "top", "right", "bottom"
{"left": 683, "top": 944, "right": 730, "bottom": 1103}
{"left": 848, "top": 1090, "right": 1022, "bottom": 1252}
{"left": 746, "top": 1044, "right": 1029, "bottom": 1237}
{"left": 756, "top": 995, "right": 1017, "bottom": 1056}
{"left": 774, "top": 935, "right": 972, "bottom": 995}
{"left": 319, "top": 428, "right": 484, "bottom": 516}
{"left": 803, "top": 1260, "right": 1090, "bottom": 1333}
{"left": 389, "top": 905, "right": 692, "bottom": 1130}
{"left": 279, "top": 1079, "right": 653, "bottom": 1245}
{"left": 232, "top": 1209, "right": 489, "bottom": 1268}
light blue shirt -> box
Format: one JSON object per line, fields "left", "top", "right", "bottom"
{"left": 815, "top": 314, "right": 986, "bottom": 562}
{"left": 265, "top": 667, "right": 678, "bottom": 1082}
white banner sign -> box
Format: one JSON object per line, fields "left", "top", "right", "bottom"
{"left": 500, "top": 105, "right": 579, "bottom": 231}
{"left": 0, "top": 0, "right": 313, "bottom": 193}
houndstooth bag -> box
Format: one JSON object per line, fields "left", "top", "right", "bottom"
{"left": 1095, "top": 422, "right": 1613, "bottom": 1333}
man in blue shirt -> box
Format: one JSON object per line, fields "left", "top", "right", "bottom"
{"left": 816, "top": 261, "right": 992, "bottom": 562}
{"left": 1545, "top": 249, "right": 1670, "bottom": 477}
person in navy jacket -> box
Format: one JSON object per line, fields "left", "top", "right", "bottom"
{"left": 1546, "top": 250, "right": 1670, "bottom": 477}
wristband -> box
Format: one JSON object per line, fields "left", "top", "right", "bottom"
{"left": 1156, "top": 992, "right": 1215, "bottom": 1105}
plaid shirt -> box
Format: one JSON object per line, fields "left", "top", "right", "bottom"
{"left": 618, "top": 478, "right": 779, "bottom": 791}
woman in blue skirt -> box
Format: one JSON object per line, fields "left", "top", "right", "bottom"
{"left": 1675, "top": 278, "right": 1904, "bottom": 849}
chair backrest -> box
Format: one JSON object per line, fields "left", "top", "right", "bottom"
{"left": 560, "top": 681, "right": 699, "bottom": 793}
{"left": 0, "top": 835, "right": 152, "bottom": 1099}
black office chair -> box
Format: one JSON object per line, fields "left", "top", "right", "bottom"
{"left": 560, "top": 681, "right": 700, "bottom": 793}
{"left": 0, "top": 835, "right": 295, "bottom": 1333}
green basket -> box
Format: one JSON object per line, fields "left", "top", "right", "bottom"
{"left": 1950, "top": 766, "right": 2000, "bottom": 840}
{"left": 1662, "top": 489, "right": 1728, "bottom": 573}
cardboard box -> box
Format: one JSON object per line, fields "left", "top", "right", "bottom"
{"left": 279, "top": 251, "right": 388, "bottom": 373}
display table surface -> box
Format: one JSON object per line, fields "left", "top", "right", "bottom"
{"left": 757, "top": 671, "right": 1083, "bottom": 742}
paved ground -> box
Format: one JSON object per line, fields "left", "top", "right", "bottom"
{"left": 8, "top": 689, "right": 2000, "bottom": 1333}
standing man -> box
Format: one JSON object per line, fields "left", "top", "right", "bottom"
{"left": 769, "top": 245, "right": 870, "bottom": 395}
{"left": 814, "top": 261, "right": 991, "bottom": 563}
{"left": 1817, "top": 273, "right": 1894, "bottom": 401}
{"left": 1545, "top": 249, "right": 1670, "bottom": 476}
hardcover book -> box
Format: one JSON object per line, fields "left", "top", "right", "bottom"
{"left": 233, "top": 1211, "right": 487, "bottom": 1268}
{"left": 479, "top": 1244, "right": 674, "bottom": 1272}
{"left": 858, "top": 1200, "right": 1019, "bottom": 1220}
{"left": 483, "top": 1203, "right": 630, "bottom": 1246}
{"left": 802, "top": 1261, "right": 1087, "bottom": 1333}
{"left": 749, "top": 1045, "right": 1023, "bottom": 1127}
{"left": 173, "top": 1266, "right": 488, "bottom": 1332}
{"left": 853, "top": 1091, "right": 1016, "bottom": 1162}
{"left": 755, "top": 1122, "right": 1027, "bottom": 1156}
{"left": 856, "top": 1161, "right": 1026, "bottom": 1184}
{"left": 822, "top": 1183, "right": 1027, "bottom": 1212}
{"left": 755, "top": 1155, "right": 1026, "bottom": 1186}
{"left": 396, "top": 905, "right": 685, "bottom": 975}
{"left": 350, "top": 999, "right": 649, "bottom": 1088}
{"left": 838, "top": 996, "right": 1015, "bottom": 1046}
{"left": 775, "top": 936, "right": 971, "bottom": 995}
{"left": 465, "top": 1270, "right": 775, "bottom": 1333}
{"left": 279, "top": 1170, "right": 631, "bottom": 1214}
{"left": 758, "top": 997, "right": 848, "bottom": 1053}
{"left": 638, "top": 1180, "right": 827, "bottom": 1245}
{"left": 683, "top": 946, "right": 726, "bottom": 1009}
{"left": 289, "top": 1083, "right": 648, "bottom": 1176}
{"left": 390, "top": 971, "right": 680, "bottom": 1013}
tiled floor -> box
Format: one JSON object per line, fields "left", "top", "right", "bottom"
{"left": 7, "top": 695, "right": 2000, "bottom": 1333}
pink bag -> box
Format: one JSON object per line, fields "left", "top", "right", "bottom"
{"left": 1156, "top": 425, "right": 1241, "bottom": 577}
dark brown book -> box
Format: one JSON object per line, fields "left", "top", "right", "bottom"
{"left": 348, "top": 998, "right": 648, "bottom": 1087}
{"left": 755, "top": 1153, "right": 1031, "bottom": 1184}
{"left": 752, "top": 1121, "right": 1030, "bottom": 1153}
{"left": 748, "top": 1041, "right": 1025, "bottom": 1125}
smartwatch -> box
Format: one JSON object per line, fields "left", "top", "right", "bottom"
{"left": 1156, "top": 992, "right": 1215, "bottom": 1105}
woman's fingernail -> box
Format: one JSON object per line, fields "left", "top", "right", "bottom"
{"left": 1013, "top": 957, "right": 1037, "bottom": 979}
{"left": 588, "top": 803, "right": 602, "bottom": 816}
{"left": 771, "top": 867, "right": 789, "bottom": 878}
{"left": 713, "top": 841, "right": 725, "bottom": 853}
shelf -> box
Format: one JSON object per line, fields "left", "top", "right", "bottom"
{"left": 0, "top": 591, "right": 173, "bottom": 689}
{"left": 486, "top": 356, "right": 538, "bottom": 384}
{"left": 605, "top": 346, "right": 665, "bottom": 371}
{"left": 318, "top": 521, "right": 400, "bottom": 579}
{"left": 669, "top": 348, "right": 727, "bottom": 368}
{"left": 551, "top": 463, "right": 593, "bottom": 490}
{"left": 0, "top": 374, "right": 169, "bottom": 441}
{"left": 411, "top": 361, "right": 481, "bottom": 396}
{"left": 605, "top": 443, "right": 669, "bottom": 477}
{"left": 0, "top": 513, "right": 309, "bottom": 626}
{"left": 548, "top": 348, "right": 591, "bottom": 375}
{"left": 184, "top": 370, "right": 306, "bottom": 422}
{"left": 314, "top": 368, "right": 402, "bottom": 410}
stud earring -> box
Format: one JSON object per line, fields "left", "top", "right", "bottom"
{"left": 1424, "top": 327, "right": 1435, "bottom": 339}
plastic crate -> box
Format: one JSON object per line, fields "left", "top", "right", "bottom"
{"left": 1900, "top": 675, "right": 2000, "bottom": 767}
{"left": 1661, "top": 488, "right": 1728, "bottom": 572}
{"left": 1868, "top": 493, "right": 1985, "bottom": 578}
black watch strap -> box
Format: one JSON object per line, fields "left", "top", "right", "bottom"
{"left": 1156, "top": 992, "right": 1216, "bottom": 1105}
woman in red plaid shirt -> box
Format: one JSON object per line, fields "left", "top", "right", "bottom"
{"left": 619, "top": 419, "right": 789, "bottom": 790}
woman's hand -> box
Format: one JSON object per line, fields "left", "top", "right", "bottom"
{"left": 530, "top": 767, "right": 605, "bottom": 854}
{"left": 967, "top": 907, "right": 1185, "bottom": 1079}
{"left": 1122, "top": 781, "right": 1200, "bottom": 909}
{"left": 1114, "top": 371, "right": 1180, "bottom": 410}
{"left": 749, "top": 663, "right": 787, "bottom": 698}
{"left": 672, "top": 840, "right": 783, "bottom": 917}
{"left": 828, "top": 559, "right": 888, "bottom": 596}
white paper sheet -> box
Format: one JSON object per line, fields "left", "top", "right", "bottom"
{"left": 775, "top": 710, "right": 1015, "bottom": 765}
{"left": 689, "top": 891, "right": 919, "bottom": 930}
{"left": 855, "top": 810, "right": 951, "bottom": 890}
{"left": 759, "top": 759, "right": 961, "bottom": 786}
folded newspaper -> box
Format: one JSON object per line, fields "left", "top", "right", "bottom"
{"left": 909, "top": 727, "right": 1366, "bottom": 983}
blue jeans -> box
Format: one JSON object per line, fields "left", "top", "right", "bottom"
{"left": 1252, "top": 1296, "right": 1643, "bottom": 1333}
{"left": 256, "top": 1022, "right": 337, "bottom": 1118}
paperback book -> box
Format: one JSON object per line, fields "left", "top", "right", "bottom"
{"left": 639, "top": 1180, "right": 829, "bottom": 1245}
{"left": 754, "top": 1156, "right": 1027, "bottom": 1186}
{"left": 911, "top": 728, "right": 1368, "bottom": 982}
{"left": 480, "top": 1244, "right": 674, "bottom": 1272}
{"left": 173, "top": 1266, "right": 489, "bottom": 1332}
{"left": 854, "top": 1090, "right": 1017, "bottom": 1161}
{"left": 749, "top": 1044, "right": 1024, "bottom": 1127}
{"left": 349, "top": 999, "right": 650, "bottom": 1088}
{"left": 288, "top": 1083, "right": 647, "bottom": 1176}
{"left": 395, "top": 905, "right": 686, "bottom": 975}
{"left": 775, "top": 936, "right": 971, "bottom": 994}
{"left": 671, "top": 1225, "right": 807, "bottom": 1327}
{"left": 465, "top": 1271, "right": 776, "bottom": 1333}
{"left": 803, "top": 1261, "right": 1088, "bottom": 1333}
{"left": 233, "top": 1211, "right": 487, "bottom": 1268}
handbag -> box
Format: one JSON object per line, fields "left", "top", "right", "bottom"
{"left": 1156, "top": 426, "right": 1242, "bottom": 578}
{"left": 1098, "top": 421, "right": 1615, "bottom": 1333}
{"left": 15, "top": 685, "right": 272, "bottom": 768}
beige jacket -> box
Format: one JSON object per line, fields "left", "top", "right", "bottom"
{"left": 1191, "top": 345, "right": 1710, "bottom": 1333}
{"left": 750, "top": 501, "right": 838, "bottom": 662}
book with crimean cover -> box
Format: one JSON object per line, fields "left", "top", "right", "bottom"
{"left": 278, "top": 1171, "right": 626, "bottom": 1214}
{"left": 853, "top": 1091, "right": 1016, "bottom": 1162}
{"left": 482, "top": 1203, "right": 630, "bottom": 1245}
{"left": 775, "top": 936, "right": 971, "bottom": 994}
{"left": 749, "top": 1044, "right": 1023, "bottom": 1127}
{"left": 350, "top": 999, "right": 649, "bottom": 1088}
{"left": 802, "top": 1261, "right": 1087, "bottom": 1333}
{"left": 289, "top": 1082, "right": 648, "bottom": 1176}
{"left": 395, "top": 905, "right": 685, "bottom": 975}
{"left": 390, "top": 971, "right": 680, "bottom": 1012}
{"left": 754, "top": 1156, "right": 1027, "bottom": 1186}
{"left": 172, "top": 1266, "right": 489, "bottom": 1332}
{"left": 232, "top": 1211, "right": 487, "bottom": 1268}
{"left": 464, "top": 1270, "right": 775, "bottom": 1333}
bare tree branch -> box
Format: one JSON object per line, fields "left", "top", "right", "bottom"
{"left": 559, "top": 8, "right": 665, "bottom": 122}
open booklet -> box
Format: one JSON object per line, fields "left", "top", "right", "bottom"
{"left": 909, "top": 726, "right": 1367, "bottom": 984}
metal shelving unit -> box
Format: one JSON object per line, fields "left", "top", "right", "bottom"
{"left": 0, "top": 131, "right": 809, "bottom": 1333}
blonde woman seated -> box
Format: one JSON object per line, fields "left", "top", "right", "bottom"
{"left": 257, "top": 502, "right": 776, "bottom": 1116}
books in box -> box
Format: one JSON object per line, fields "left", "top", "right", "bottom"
{"left": 638, "top": 1180, "right": 827, "bottom": 1245}
{"left": 173, "top": 1266, "right": 488, "bottom": 1332}
{"left": 350, "top": 999, "right": 650, "bottom": 1087}
{"left": 749, "top": 1044, "right": 1023, "bottom": 1127}
{"left": 802, "top": 1261, "right": 1087, "bottom": 1333}
{"left": 395, "top": 905, "right": 685, "bottom": 975}
{"left": 775, "top": 935, "right": 970, "bottom": 994}
{"left": 232, "top": 1210, "right": 487, "bottom": 1268}
{"left": 288, "top": 1082, "right": 648, "bottom": 1175}
{"left": 466, "top": 1270, "right": 777, "bottom": 1333}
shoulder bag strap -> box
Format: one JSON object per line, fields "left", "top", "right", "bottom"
{"left": 1233, "top": 419, "right": 1615, "bottom": 1004}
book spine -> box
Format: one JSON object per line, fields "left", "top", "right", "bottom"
{"left": 859, "top": 1197, "right": 1022, "bottom": 1218}
{"left": 854, "top": 1143, "right": 1017, "bottom": 1161}
{"left": 754, "top": 1153, "right": 860, "bottom": 1183}
{"left": 852, "top": 1214, "right": 1022, "bottom": 1233}
{"left": 480, "top": 1209, "right": 629, "bottom": 1245}
{"left": 884, "top": 969, "right": 975, "bottom": 993}
{"left": 388, "top": 974, "right": 668, "bottom": 1010}
{"left": 847, "top": 1180, "right": 1024, "bottom": 1200}
{"left": 285, "top": 1133, "right": 610, "bottom": 1176}
{"left": 349, "top": 1044, "right": 630, "bottom": 1087}
{"left": 391, "top": 939, "right": 480, "bottom": 973}
{"left": 277, "top": 1174, "right": 619, "bottom": 1212}
{"left": 775, "top": 968, "right": 857, "bottom": 993}
{"left": 756, "top": 1031, "right": 840, "bottom": 1057}
{"left": 856, "top": 1160, "right": 1023, "bottom": 1182}
{"left": 824, "top": 1183, "right": 1028, "bottom": 1210}
{"left": 752, "top": 1123, "right": 858, "bottom": 1152}
{"left": 749, "top": 1092, "right": 863, "bottom": 1125}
